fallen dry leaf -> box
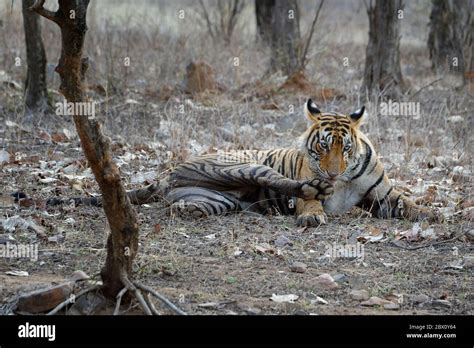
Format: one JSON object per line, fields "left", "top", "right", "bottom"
{"left": 6, "top": 270, "right": 29, "bottom": 277}
{"left": 360, "top": 296, "right": 393, "bottom": 307}
{"left": 0, "top": 150, "right": 10, "bottom": 165}
{"left": 357, "top": 232, "right": 385, "bottom": 243}
{"left": 311, "top": 296, "right": 329, "bottom": 305}
{"left": 270, "top": 294, "right": 299, "bottom": 303}
{"left": 396, "top": 223, "right": 437, "bottom": 242}
{"left": 255, "top": 242, "right": 275, "bottom": 254}
{"left": 153, "top": 224, "right": 161, "bottom": 234}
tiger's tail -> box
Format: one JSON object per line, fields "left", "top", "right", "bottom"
{"left": 13, "top": 180, "right": 170, "bottom": 208}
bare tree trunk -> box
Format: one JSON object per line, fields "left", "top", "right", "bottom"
{"left": 255, "top": 0, "right": 274, "bottom": 43}
{"left": 269, "top": 0, "right": 301, "bottom": 76}
{"left": 22, "top": 0, "right": 50, "bottom": 119}
{"left": 30, "top": 0, "right": 139, "bottom": 299}
{"left": 428, "top": 0, "right": 472, "bottom": 82}
{"left": 467, "top": 11, "right": 474, "bottom": 86}
{"left": 362, "top": 0, "right": 405, "bottom": 97}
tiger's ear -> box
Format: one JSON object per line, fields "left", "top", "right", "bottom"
{"left": 305, "top": 98, "right": 321, "bottom": 122}
{"left": 349, "top": 106, "right": 365, "bottom": 127}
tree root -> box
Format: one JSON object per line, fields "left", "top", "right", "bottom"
{"left": 113, "top": 287, "right": 128, "bottom": 315}
{"left": 45, "top": 275, "right": 186, "bottom": 315}
{"left": 117, "top": 271, "right": 186, "bottom": 315}
{"left": 135, "top": 281, "right": 187, "bottom": 315}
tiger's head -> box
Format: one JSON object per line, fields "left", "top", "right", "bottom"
{"left": 301, "top": 99, "right": 366, "bottom": 182}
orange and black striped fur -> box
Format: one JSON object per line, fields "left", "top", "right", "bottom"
{"left": 44, "top": 99, "right": 437, "bottom": 226}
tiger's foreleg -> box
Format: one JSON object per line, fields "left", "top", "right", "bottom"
{"left": 295, "top": 199, "right": 327, "bottom": 226}
{"left": 168, "top": 161, "right": 333, "bottom": 202}
{"left": 358, "top": 171, "right": 440, "bottom": 223}
{"left": 294, "top": 158, "right": 329, "bottom": 227}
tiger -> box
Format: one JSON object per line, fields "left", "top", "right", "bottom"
{"left": 42, "top": 99, "right": 438, "bottom": 226}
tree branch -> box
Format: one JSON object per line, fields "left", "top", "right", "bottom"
{"left": 29, "top": 0, "right": 60, "bottom": 25}
{"left": 198, "top": 0, "right": 216, "bottom": 42}
{"left": 300, "top": 0, "right": 325, "bottom": 69}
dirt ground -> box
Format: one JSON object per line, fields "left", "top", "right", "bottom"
{"left": 0, "top": 97, "right": 472, "bottom": 315}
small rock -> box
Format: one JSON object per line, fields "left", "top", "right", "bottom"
{"left": 48, "top": 235, "right": 65, "bottom": 244}
{"left": 68, "top": 291, "right": 106, "bottom": 315}
{"left": 243, "top": 307, "right": 261, "bottom": 315}
{"left": 350, "top": 289, "right": 370, "bottom": 301}
{"left": 290, "top": 262, "right": 307, "bottom": 273}
{"left": 360, "top": 296, "right": 393, "bottom": 307}
{"left": 463, "top": 256, "right": 474, "bottom": 269}
{"left": 275, "top": 235, "right": 292, "bottom": 247}
{"left": 70, "top": 270, "right": 90, "bottom": 282}
{"left": 431, "top": 299, "right": 452, "bottom": 309}
{"left": 0, "top": 234, "right": 16, "bottom": 244}
{"left": 293, "top": 309, "right": 309, "bottom": 315}
{"left": 383, "top": 302, "right": 400, "bottom": 310}
{"left": 236, "top": 302, "right": 261, "bottom": 315}
{"left": 313, "top": 273, "right": 338, "bottom": 290}
{"left": 333, "top": 273, "right": 348, "bottom": 283}
{"left": 17, "top": 283, "right": 73, "bottom": 313}
{"left": 465, "top": 229, "right": 474, "bottom": 242}
{"left": 412, "top": 294, "right": 430, "bottom": 304}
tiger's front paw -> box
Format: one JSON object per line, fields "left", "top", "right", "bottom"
{"left": 300, "top": 179, "right": 334, "bottom": 201}
{"left": 296, "top": 212, "right": 327, "bottom": 227}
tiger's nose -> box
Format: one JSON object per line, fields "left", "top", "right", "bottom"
{"left": 327, "top": 171, "right": 339, "bottom": 179}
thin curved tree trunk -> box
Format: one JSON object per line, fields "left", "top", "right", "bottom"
{"left": 30, "top": 0, "right": 139, "bottom": 299}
